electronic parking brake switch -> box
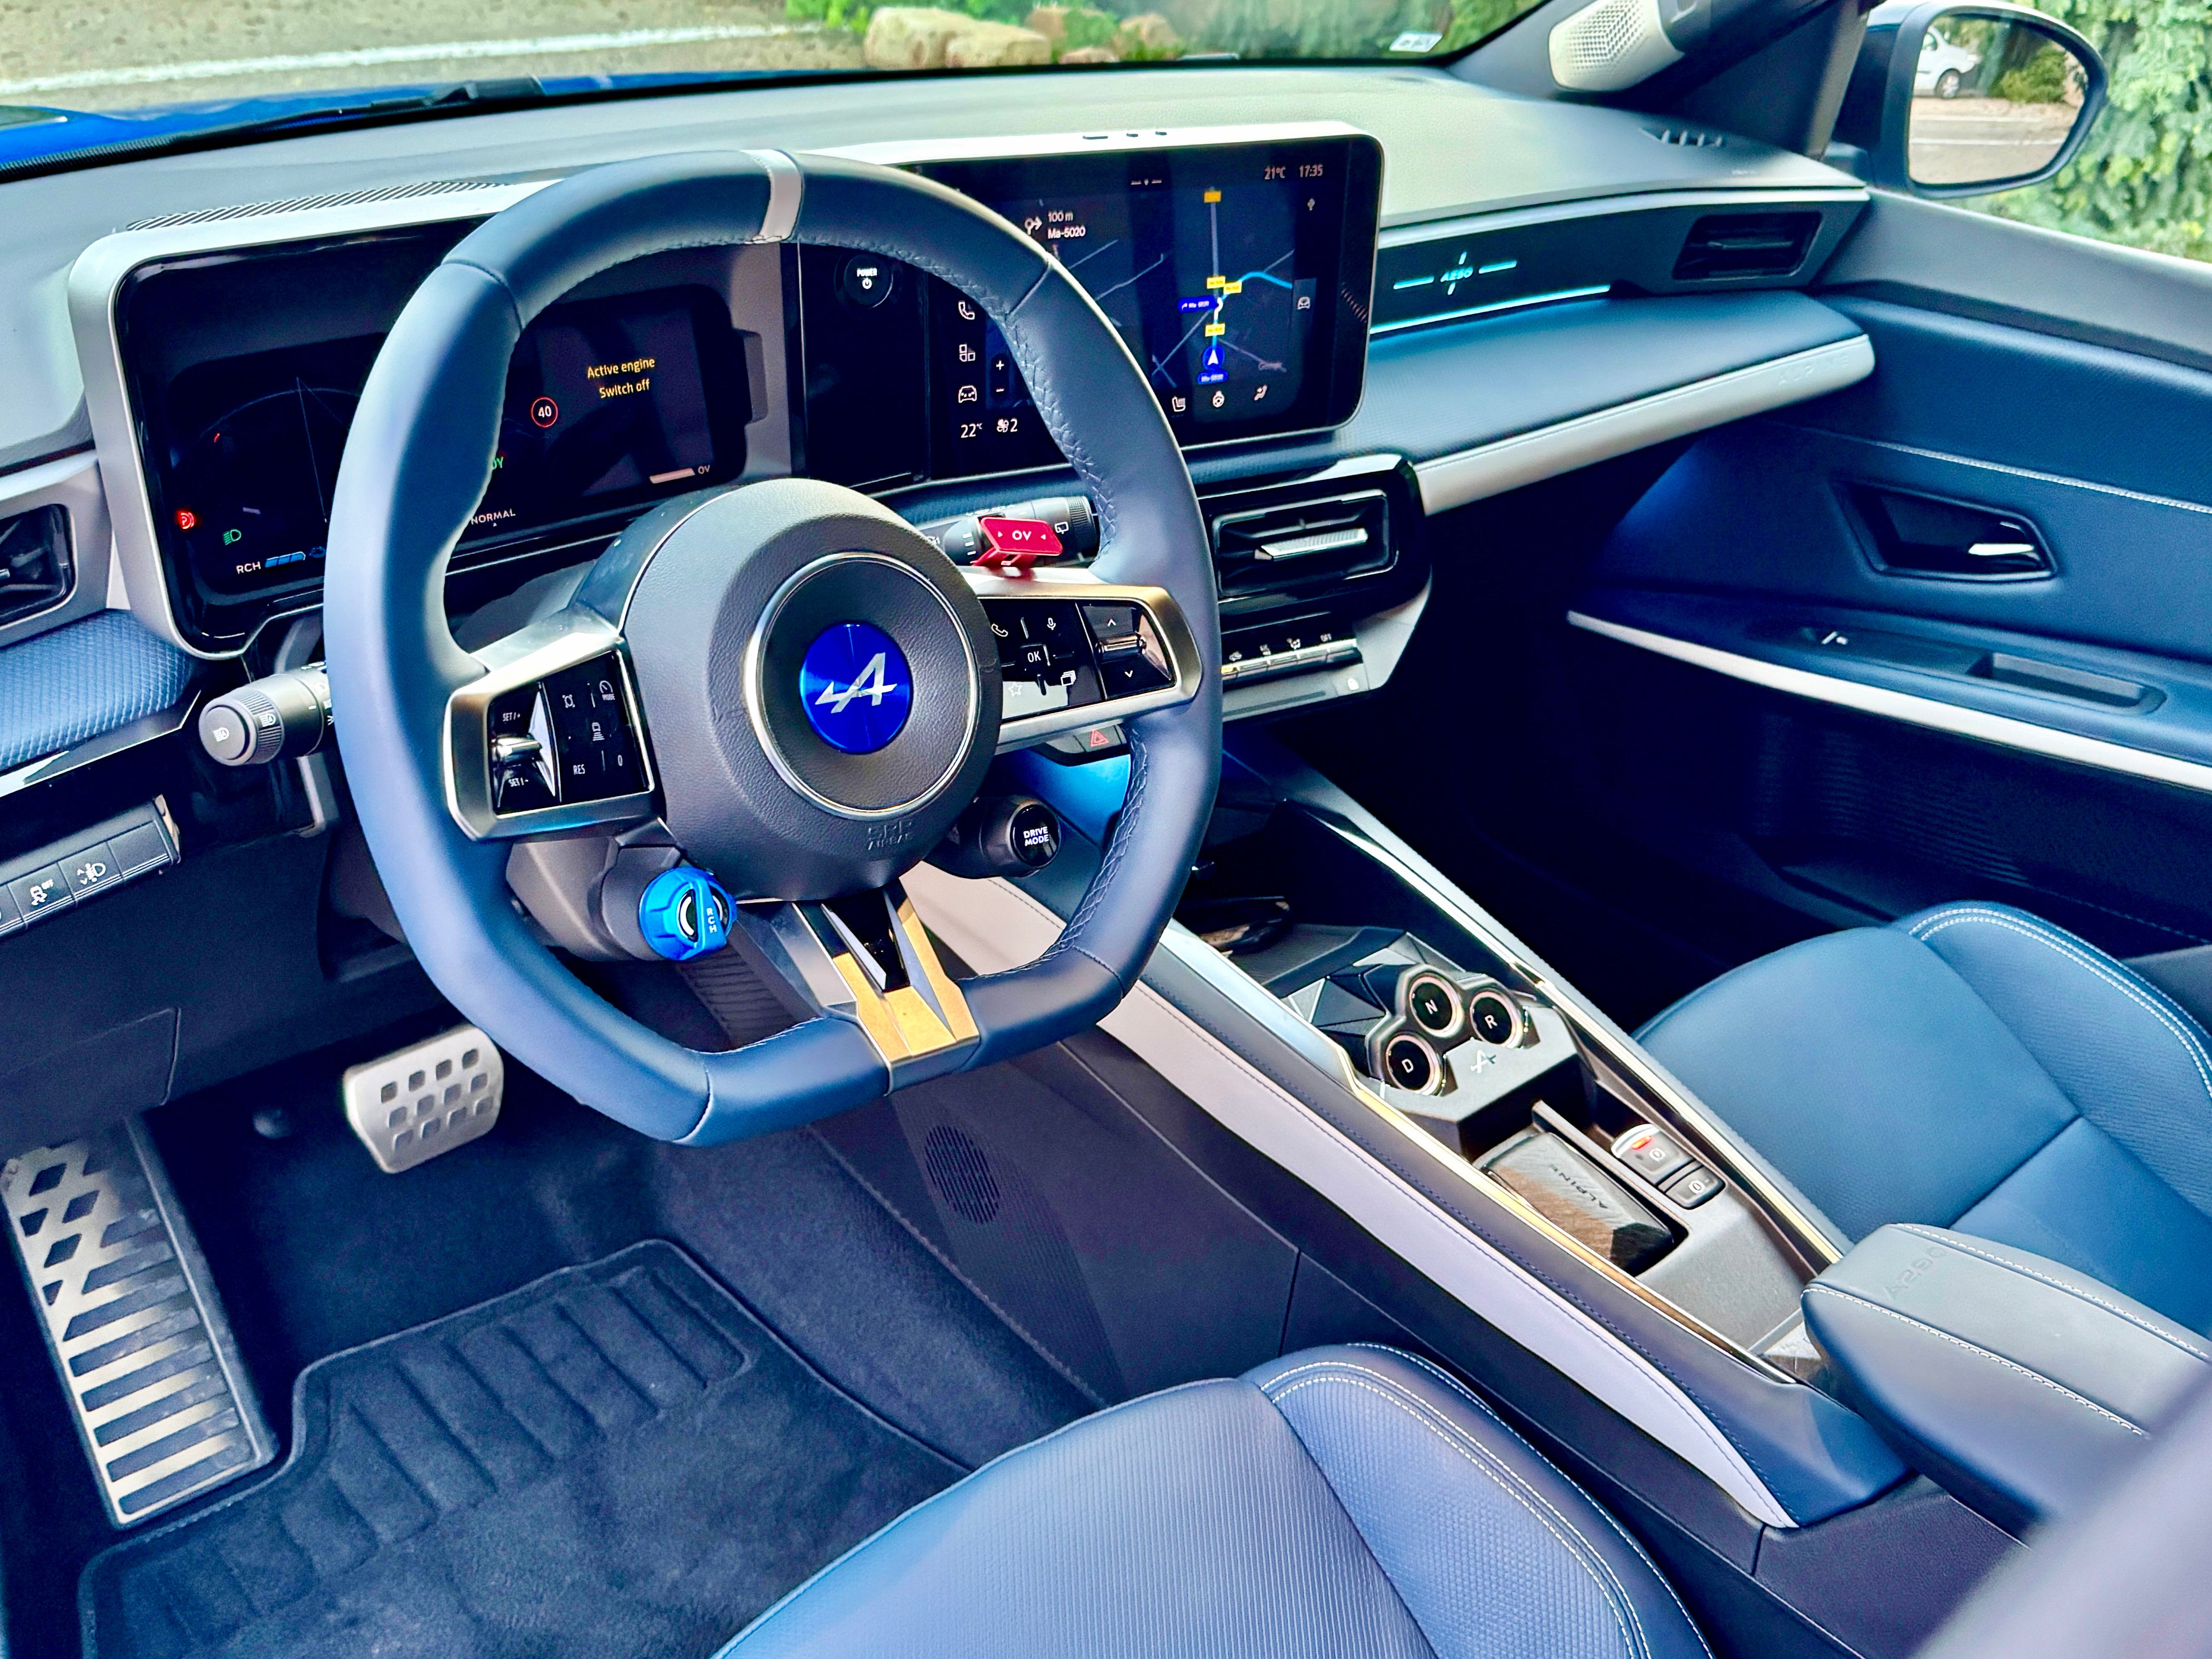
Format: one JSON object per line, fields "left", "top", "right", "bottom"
{"left": 1611, "top": 1124, "right": 1722, "bottom": 1210}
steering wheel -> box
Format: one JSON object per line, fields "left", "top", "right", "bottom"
{"left": 322, "top": 151, "right": 1221, "bottom": 1144}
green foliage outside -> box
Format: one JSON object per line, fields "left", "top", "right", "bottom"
{"left": 1441, "top": 0, "right": 1546, "bottom": 51}
{"left": 1983, "top": 0, "right": 2212, "bottom": 262}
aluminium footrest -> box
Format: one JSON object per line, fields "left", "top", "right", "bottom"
{"left": 1, "top": 1119, "right": 274, "bottom": 1526}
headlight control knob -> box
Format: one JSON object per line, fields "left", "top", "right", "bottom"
{"left": 198, "top": 666, "right": 332, "bottom": 766}
{"left": 636, "top": 866, "right": 732, "bottom": 962}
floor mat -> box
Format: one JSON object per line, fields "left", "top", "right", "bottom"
{"left": 79, "top": 1240, "right": 959, "bottom": 1659}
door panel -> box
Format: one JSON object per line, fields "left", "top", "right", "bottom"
{"left": 1557, "top": 227, "right": 2212, "bottom": 977}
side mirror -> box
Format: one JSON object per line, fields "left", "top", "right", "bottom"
{"left": 1830, "top": 2, "right": 2106, "bottom": 198}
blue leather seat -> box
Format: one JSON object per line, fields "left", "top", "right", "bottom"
{"left": 1640, "top": 902, "right": 2212, "bottom": 1332}
{"left": 717, "top": 1344, "right": 1708, "bottom": 1659}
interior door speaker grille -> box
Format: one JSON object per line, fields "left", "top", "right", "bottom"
{"left": 2, "top": 1120, "right": 274, "bottom": 1526}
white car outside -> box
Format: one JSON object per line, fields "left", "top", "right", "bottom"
{"left": 1917, "top": 27, "right": 1982, "bottom": 98}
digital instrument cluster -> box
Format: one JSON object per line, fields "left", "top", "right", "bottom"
{"left": 118, "top": 226, "right": 751, "bottom": 649}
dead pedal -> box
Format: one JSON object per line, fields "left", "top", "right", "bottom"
{"left": 341, "top": 1024, "right": 505, "bottom": 1173}
{"left": 1, "top": 1119, "right": 275, "bottom": 1527}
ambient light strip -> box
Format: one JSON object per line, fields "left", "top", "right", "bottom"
{"left": 902, "top": 862, "right": 1801, "bottom": 1530}
{"left": 1414, "top": 334, "right": 1874, "bottom": 515}
{"left": 1569, "top": 611, "right": 2212, "bottom": 796}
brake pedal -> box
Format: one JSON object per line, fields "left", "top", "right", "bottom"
{"left": 2, "top": 1119, "right": 275, "bottom": 1526}
{"left": 341, "top": 1024, "right": 505, "bottom": 1173}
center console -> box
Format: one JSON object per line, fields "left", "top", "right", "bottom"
{"left": 1175, "top": 779, "right": 1832, "bottom": 1359}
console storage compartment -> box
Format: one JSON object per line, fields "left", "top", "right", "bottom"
{"left": 1803, "top": 1225, "right": 2212, "bottom": 1534}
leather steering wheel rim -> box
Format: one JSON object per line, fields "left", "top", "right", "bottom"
{"left": 323, "top": 150, "right": 1222, "bottom": 1145}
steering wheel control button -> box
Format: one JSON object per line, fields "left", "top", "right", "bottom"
{"left": 838, "top": 254, "right": 895, "bottom": 309}
{"left": 1612, "top": 1124, "right": 1693, "bottom": 1186}
{"left": 1663, "top": 1163, "right": 1724, "bottom": 1209}
{"left": 341, "top": 1024, "right": 505, "bottom": 1176}
{"left": 637, "top": 866, "right": 733, "bottom": 962}
{"left": 1403, "top": 972, "right": 1462, "bottom": 1038}
{"left": 930, "top": 795, "right": 1064, "bottom": 879}
{"left": 799, "top": 621, "right": 915, "bottom": 754}
{"left": 1468, "top": 990, "right": 1521, "bottom": 1046}
{"left": 542, "top": 657, "right": 643, "bottom": 803}
{"left": 1381, "top": 1032, "right": 1440, "bottom": 1094}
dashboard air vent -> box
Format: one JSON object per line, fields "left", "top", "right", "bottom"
{"left": 0, "top": 505, "right": 71, "bottom": 629}
{"left": 1646, "top": 125, "right": 1726, "bottom": 148}
{"left": 1212, "top": 491, "right": 1392, "bottom": 595}
{"left": 1673, "top": 212, "right": 1822, "bottom": 281}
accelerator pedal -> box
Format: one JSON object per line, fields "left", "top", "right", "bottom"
{"left": 340, "top": 1024, "right": 504, "bottom": 1174}
{"left": 1, "top": 1120, "right": 275, "bottom": 1526}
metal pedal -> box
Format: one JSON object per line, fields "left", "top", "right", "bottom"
{"left": 2, "top": 1120, "right": 275, "bottom": 1527}
{"left": 341, "top": 1024, "right": 504, "bottom": 1174}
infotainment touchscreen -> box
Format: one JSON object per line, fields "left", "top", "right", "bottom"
{"left": 134, "top": 280, "right": 746, "bottom": 618}
{"left": 913, "top": 132, "right": 1380, "bottom": 477}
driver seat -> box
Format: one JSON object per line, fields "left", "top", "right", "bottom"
{"left": 716, "top": 1345, "right": 1707, "bottom": 1659}
{"left": 1639, "top": 902, "right": 2212, "bottom": 1333}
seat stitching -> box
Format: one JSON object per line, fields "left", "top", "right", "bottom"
{"left": 1906, "top": 907, "right": 2212, "bottom": 1114}
{"left": 1802, "top": 1285, "right": 2149, "bottom": 1436}
{"left": 1345, "top": 1347, "right": 1714, "bottom": 1659}
{"left": 1267, "top": 1371, "right": 1647, "bottom": 1659}
{"left": 1265, "top": 1367, "right": 1651, "bottom": 1659}
{"left": 1891, "top": 1225, "right": 2212, "bottom": 1363}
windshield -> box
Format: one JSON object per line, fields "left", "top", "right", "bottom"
{"left": 0, "top": 0, "right": 1544, "bottom": 118}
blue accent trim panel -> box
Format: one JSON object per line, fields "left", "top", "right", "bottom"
{"left": 1000, "top": 749, "right": 1129, "bottom": 848}
{"left": 1339, "top": 291, "right": 1865, "bottom": 466}
{"left": 720, "top": 1345, "right": 1707, "bottom": 1659}
{"left": 1571, "top": 587, "right": 2212, "bottom": 782}
{"left": 0, "top": 610, "right": 193, "bottom": 772}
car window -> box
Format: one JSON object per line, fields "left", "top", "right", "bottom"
{"left": 0, "top": 0, "right": 1550, "bottom": 120}
{"left": 1972, "top": 1, "right": 2212, "bottom": 264}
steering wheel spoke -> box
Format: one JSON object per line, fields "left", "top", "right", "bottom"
{"left": 733, "top": 883, "right": 980, "bottom": 1087}
{"left": 965, "top": 567, "right": 1204, "bottom": 753}
{"left": 444, "top": 606, "right": 660, "bottom": 841}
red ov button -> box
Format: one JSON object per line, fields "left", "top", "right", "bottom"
{"left": 974, "top": 516, "right": 1064, "bottom": 567}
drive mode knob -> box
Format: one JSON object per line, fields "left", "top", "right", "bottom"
{"left": 636, "top": 866, "right": 732, "bottom": 962}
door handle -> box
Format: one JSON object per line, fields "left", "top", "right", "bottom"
{"left": 1845, "top": 484, "right": 2055, "bottom": 580}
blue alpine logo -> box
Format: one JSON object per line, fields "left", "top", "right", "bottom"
{"left": 798, "top": 621, "right": 913, "bottom": 754}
